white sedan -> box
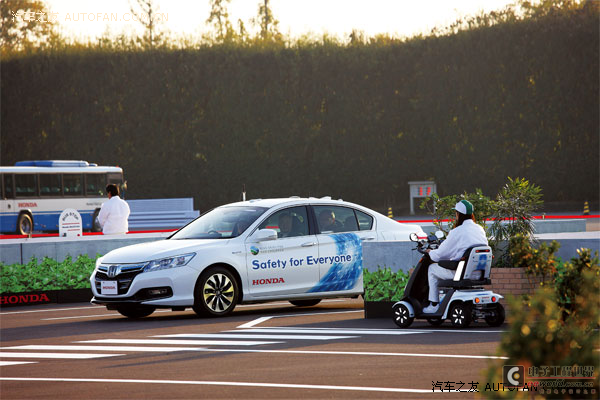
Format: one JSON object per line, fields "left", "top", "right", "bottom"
{"left": 91, "top": 197, "right": 424, "bottom": 318}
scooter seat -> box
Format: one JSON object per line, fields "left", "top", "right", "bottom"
{"left": 438, "top": 278, "right": 491, "bottom": 288}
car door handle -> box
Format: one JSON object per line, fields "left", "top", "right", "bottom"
{"left": 361, "top": 236, "right": 376, "bottom": 241}
{"left": 301, "top": 242, "right": 317, "bottom": 247}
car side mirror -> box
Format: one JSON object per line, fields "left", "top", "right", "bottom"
{"left": 252, "top": 229, "right": 278, "bottom": 242}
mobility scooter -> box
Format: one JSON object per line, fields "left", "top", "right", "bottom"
{"left": 392, "top": 232, "right": 505, "bottom": 328}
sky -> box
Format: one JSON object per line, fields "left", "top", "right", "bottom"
{"left": 40, "top": 0, "right": 517, "bottom": 42}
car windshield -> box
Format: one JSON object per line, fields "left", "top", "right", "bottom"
{"left": 170, "top": 206, "right": 268, "bottom": 239}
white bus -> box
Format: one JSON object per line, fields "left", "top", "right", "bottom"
{"left": 0, "top": 160, "right": 125, "bottom": 235}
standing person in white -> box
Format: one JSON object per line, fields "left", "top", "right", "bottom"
{"left": 422, "top": 200, "right": 488, "bottom": 313}
{"left": 97, "top": 184, "right": 130, "bottom": 235}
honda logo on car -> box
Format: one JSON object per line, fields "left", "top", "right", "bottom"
{"left": 252, "top": 278, "right": 285, "bottom": 286}
{"left": 251, "top": 254, "right": 352, "bottom": 270}
{"left": 107, "top": 265, "right": 120, "bottom": 278}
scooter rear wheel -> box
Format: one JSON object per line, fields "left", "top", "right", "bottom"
{"left": 393, "top": 304, "right": 414, "bottom": 328}
{"left": 484, "top": 303, "right": 505, "bottom": 327}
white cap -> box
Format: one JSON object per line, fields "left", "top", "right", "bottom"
{"left": 454, "top": 200, "right": 474, "bottom": 215}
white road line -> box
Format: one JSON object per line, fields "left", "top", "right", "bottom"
{"left": 0, "top": 361, "right": 37, "bottom": 366}
{"left": 162, "top": 347, "right": 509, "bottom": 360}
{"left": 153, "top": 333, "right": 358, "bottom": 340}
{"left": 230, "top": 328, "right": 427, "bottom": 336}
{"left": 237, "top": 316, "right": 273, "bottom": 328}
{"left": 41, "top": 309, "right": 173, "bottom": 321}
{"left": 3, "top": 345, "right": 209, "bottom": 353}
{"left": 234, "top": 327, "right": 504, "bottom": 334}
{"left": 79, "top": 339, "right": 283, "bottom": 346}
{"left": 0, "top": 305, "right": 104, "bottom": 316}
{"left": 0, "top": 352, "right": 122, "bottom": 359}
{"left": 0, "top": 377, "right": 433, "bottom": 394}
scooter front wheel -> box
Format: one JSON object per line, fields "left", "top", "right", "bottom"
{"left": 449, "top": 302, "right": 472, "bottom": 328}
{"left": 393, "top": 303, "right": 414, "bottom": 328}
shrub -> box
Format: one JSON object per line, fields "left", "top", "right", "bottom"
{"left": 419, "top": 188, "right": 493, "bottom": 236}
{"left": 509, "top": 233, "right": 560, "bottom": 286}
{"left": 363, "top": 267, "right": 409, "bottom": 301}
{"left": 482, "top": 249, "right": 600, "bottom": 398}
{"left": 0, "top": 255, "right": 99, "bottom": 293}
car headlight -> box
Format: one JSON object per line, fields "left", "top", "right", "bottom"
{"left": 143, "top": 253, "right": 196, "bottom": 273}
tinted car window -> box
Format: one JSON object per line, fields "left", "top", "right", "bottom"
{"left": 258, "top": 206, "right": 309, "bottom": 239}
{"left": 356, "top": 210, "right": 374, "bottom": 230}
{"left": 314, "top": 206, "right": 358, "bottom": 233}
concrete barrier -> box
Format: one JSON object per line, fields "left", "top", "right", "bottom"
{"left": 0, "top": 230, "right": 598, "bottom": 273}
{"left": 414, "top": 218, "right": 586, "bottom": 235}
{"left": 0, "top": 233, "right": 170, "bottom": 265}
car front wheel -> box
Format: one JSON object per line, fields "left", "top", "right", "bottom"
{"left": 193, "top": 267, "right": 239, "bottom": 317}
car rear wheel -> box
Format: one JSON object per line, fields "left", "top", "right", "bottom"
{"left": 289, "top": 299, "right": 321, "bottom": 307}
{"left": 193, "top": 267, "right": 239, "bottom": 317}
{"left": 116, "top": 305, "right": 156, "bottom": 318}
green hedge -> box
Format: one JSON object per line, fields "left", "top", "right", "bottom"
{"left": 1, "top": 6, "right": 597, "bottom": 213}
{"left": 0, "top": 255, "right": 98, "bottom": 293}
{"left": 363, "top": 267, "right": 409, "bottom": 301}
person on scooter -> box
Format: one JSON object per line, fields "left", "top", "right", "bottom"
{"left": 422, "top": 200, "right": 488, "bottom": 313}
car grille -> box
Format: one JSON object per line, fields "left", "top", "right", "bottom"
{"left": 95, "top": 264, "right": 146, "bottom": 295}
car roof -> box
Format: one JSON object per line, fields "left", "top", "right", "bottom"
{"left": 222, "top": 197, "right": 362, "bottom": 210}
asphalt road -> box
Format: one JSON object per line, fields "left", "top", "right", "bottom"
{"left": 1, "top": 298, "right": 507, "bottom": 399}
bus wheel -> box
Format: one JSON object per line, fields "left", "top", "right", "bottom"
{"left": 92, "top": 209, "right": 102, "bottom": 232}
{"left": 17, "top": 213, "right": 33, "bottom": 235}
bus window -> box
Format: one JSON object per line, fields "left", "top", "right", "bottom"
{"left": 63, "top": 174, "right": 83, "bottom": 196}
{"left": 3, "top": 174, "right": 14, "bottom": 199}
{"left": 39, "top": 174, "right": 62, "bottom": 197}
{"left": 86, "top": 174, "right": 105, "bottom": 196}
{"left": 15, "top": 174, "right": 38, "bottom": 197}
{"left": 107, "top": 173, "right": 123, "bottom": 185}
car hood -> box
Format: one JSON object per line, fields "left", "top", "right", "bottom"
{"left": 99, "top": 239, "right": 228, "bottom": 264}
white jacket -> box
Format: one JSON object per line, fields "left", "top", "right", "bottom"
{"left": 97, "top": 196, "right": 130, "bottom": 235}
{"left": 429, "top": 219, "right": 488, "bottom": 262}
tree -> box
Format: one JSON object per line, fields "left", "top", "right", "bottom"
{"left": 0, "top": 0, "right": 58, "bottom": 55}
{"left": 129, "top": 0, "right": 165, "bottom": 49}
{"left": 206, "top": 0, "right": 234, "bottom": 42}
{"left": 253, "top": 0, "right": 280, "bottom": 41}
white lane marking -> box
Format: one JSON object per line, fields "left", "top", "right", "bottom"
{"left": 0, "top": 352, "right": 122, "bottom": 359}
{"left": 41, "top": 309, "right": 173, "bottom": 321}
{"left": 152, "top": 347, "right": 509, "bottom": 360}
{"left": 0, "top": 305, "right": 104, "bottom": 316}
{"left": 0, "top": 361, "right": 37, "bottom": 366}
{"left": 0, "top": 377, "right": 433, "bottom": 394}
{"left": 3, "top": 345, "right": 208, "bottom": 353}
{"left": 236, "top": 310, "right": 361, "bottom": 329}
{"left": 237, "top": 316, "right": 272, "bottom": 329}
{"left": 79, "top": 339, "right": 282, "bottom": 346}
{"left": 230, "top": 328, "right": 427, "bottom": 336}
{"left": 153, "top": 333, "right": 357, "bottom": 340}
{"left": 40, "top": 299, "right": 351, "bottom": 321}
